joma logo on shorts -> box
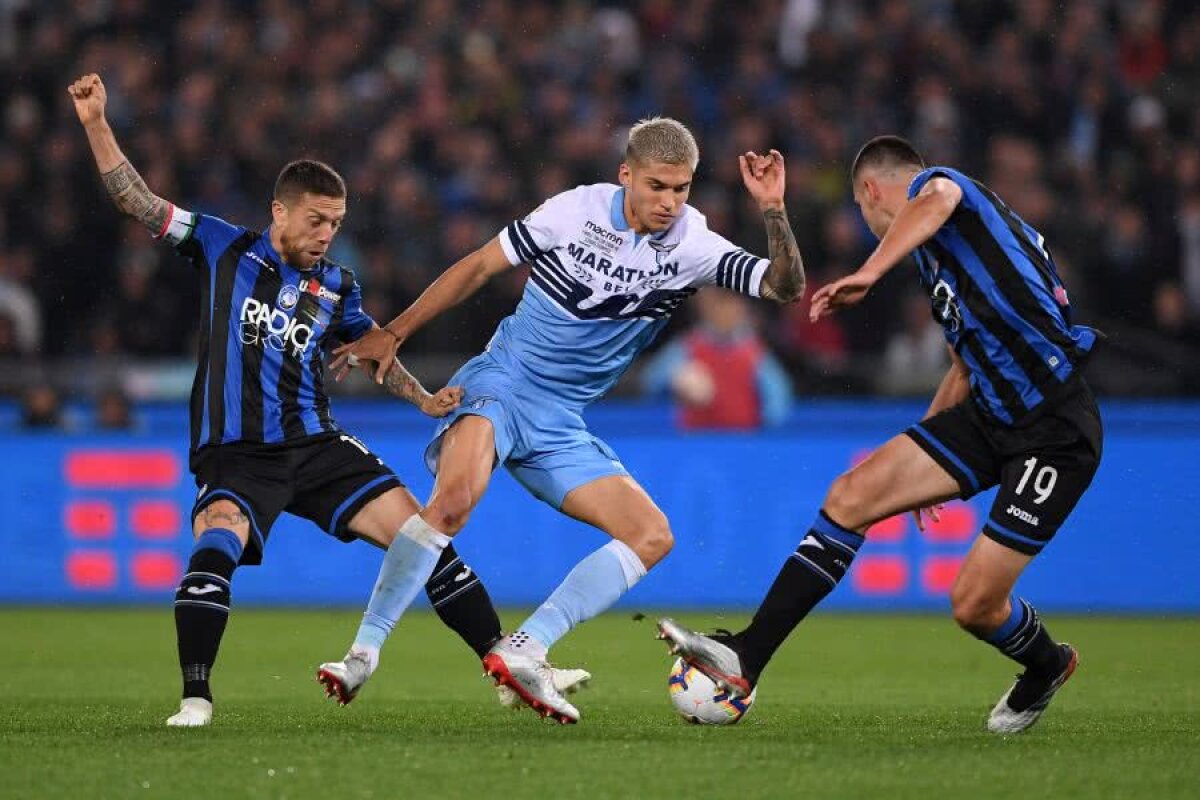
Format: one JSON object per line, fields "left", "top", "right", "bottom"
{"left": 1006, "top": 504, "right": 1039, "bottom": 526}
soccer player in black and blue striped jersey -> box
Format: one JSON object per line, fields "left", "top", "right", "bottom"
{"left": 660, "top": 136, "right": 1103, "bottom": 734}
{"left": 68, "top": 73, "right": 592, "bottom": 726}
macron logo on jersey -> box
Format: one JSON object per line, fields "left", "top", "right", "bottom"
{"left": 584, "top": 220, "right": 623, "bottom": 246}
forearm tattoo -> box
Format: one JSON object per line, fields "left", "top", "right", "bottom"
{"left": 201, "top": 505, "right": 248, "bottom": 528}
{"left": 760, "top": 207, "right": 806, "bottom": 303}
{"left": 101, "top": 160, "right": 169, "bottom": 234}
{"left": 383, "top": 358, "right": 430, "bottom": 407}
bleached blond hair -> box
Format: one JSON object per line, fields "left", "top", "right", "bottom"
{"left": 625, "top": 117, "right": 699, "bottom": 170}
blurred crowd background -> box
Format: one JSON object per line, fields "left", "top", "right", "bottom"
{"left": 3, "top": 0, "right": 1200, "bottom": 424}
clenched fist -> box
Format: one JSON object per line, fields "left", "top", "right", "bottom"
{"left": 420, "top": 386, "right": 464, "bottom": 418}
{"left": 67, "top": 73, "right": 107, "bottom": 126}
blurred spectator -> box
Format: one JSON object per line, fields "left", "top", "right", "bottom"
{"left": 1153, "top": 282, "right": 1200, "bottom": 347}
{"left": 641, "top": 289, "right": 791, "bottom": 430}
{"left": 0, "top": 1, "right": 1198, "bottom": 395}
{"left": 0, "top": 313, "right": 20, "bottom": 358}
{"left": 1179, "top": 192, "right": 1200, "bottom": 317}
{"left": 95, "top": 385, "right": 134, "bottom": 430}
{"left": 20, "top": 382, "right": 63, "bottom": 429}
{"left": 0, "top": 246, "right": 41, "bottom": 354}
{"left": 878, "top": 292, "right": 949, "bottom": 396}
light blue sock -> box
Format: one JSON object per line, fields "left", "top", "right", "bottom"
{"left": 353, "top": 514, "right": 451, "bottom": 656}
{"left": 519, "top": 540, "right": 647, "bottom": 651}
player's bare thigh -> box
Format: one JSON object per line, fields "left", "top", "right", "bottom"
{"left": 824, "top": 432, "right": 961, "bottom": 533}
{"left": 346, "top": 485, "right": 423, "bottom": 548}
{"left": 191, "top": 499, "right": 251, "bottom": 547}
{"left": 560, "top": 475, "right": 672, "bottom": 568}
{"left": 422, "top": 414, "right": 498, "bottom": 535}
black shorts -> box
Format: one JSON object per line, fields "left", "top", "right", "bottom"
{"left": 905, "top": 381, "right": 1103, "bottom": 556}
{"left": 190, "top": 432, "right": 403, "bottom": 565}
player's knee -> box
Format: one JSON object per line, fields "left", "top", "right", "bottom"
{"left": 192, "top": 499, "right": 251, "bottom": 541}
{"left": 423, "top": 484, "right": 475, "bottom": 534}
{"left": 823, "top": 471, "right": 867, "bottom": 528}
{"left": 950, "top": 585, "right": 1008, "bottom": 634}
{"left": 629, "top": 515, "right": 674, "bottom": 567}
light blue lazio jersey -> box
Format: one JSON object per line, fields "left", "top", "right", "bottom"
{"left": 492, "top": 183, "right": 770, "bottom": 408}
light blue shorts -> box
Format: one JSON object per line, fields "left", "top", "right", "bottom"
{"left": 424, "top": 353, "right": 629, "bottom": 509}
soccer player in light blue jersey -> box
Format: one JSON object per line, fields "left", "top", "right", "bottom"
{"left": 319, "top": 118, "right": 805, "bottom": 723}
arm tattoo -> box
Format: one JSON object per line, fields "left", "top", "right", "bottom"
{"left": 760, "top": 207, "right": 806, "bottom": 303}
{"left": 202, "top": 505, "right": 248, "bottom": 528}
{"left": 101, "top": 160, "right": 169, "bottom": 235}
{"left": 383, "top": 358, "right": 431, "bottom": 408}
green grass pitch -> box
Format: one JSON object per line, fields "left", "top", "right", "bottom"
{"left": 2, "top": 609, "right": 1197, "bottom": 799}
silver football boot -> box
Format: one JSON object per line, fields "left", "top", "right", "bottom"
{"left": 657, "top": 618, "right": 753, "bottom": 698}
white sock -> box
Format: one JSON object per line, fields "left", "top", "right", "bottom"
{"left": 517, "top": 540, "right": 647, "bottom": 650}
{"left": 353, "top": 514, "right": 451, "bottom": 654}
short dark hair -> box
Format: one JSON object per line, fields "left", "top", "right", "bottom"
{"left": 274, "top": 159, "right": 346, "bottom": 204}
{"left": 851, "top": 136, "right": 925, "bottom": 181}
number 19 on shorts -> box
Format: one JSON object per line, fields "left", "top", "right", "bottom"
{"left": 1015, "top": 457, "right": 1057, "bottom": 505}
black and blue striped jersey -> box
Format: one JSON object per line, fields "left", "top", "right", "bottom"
{"left": 159, "top": 207, "right": 373, "bottom": 455}
{"left": 907, "top": 167, "right": 1099, "bottom": 426}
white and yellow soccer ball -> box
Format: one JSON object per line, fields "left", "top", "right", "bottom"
{"left": 667, "top": 657, "right": 756, "bottom": 725}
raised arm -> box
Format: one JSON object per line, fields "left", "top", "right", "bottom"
{"left": 68, "top": 74, "right": 172, "bottom": 236}
{"left": 810, "top": 177, "right": 962, "bottom": 321}
{"left": 760, "top": 206, "right": 806, "bottom": 303}
{"left": 332, "top": 237, "right": 512, "bottom": 383}
{"left": 854, "top": 177, "right": 962, "bottom": 286}
{"left": 381, "top": 237, "right": 511, "bottom": 345}
{"left": 739, "top": 150, "right": 805, "bottom": 304}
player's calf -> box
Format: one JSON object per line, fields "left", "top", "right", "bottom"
{"left": 169, "top": 524, "right": 244, "bottom": 726}
{"left": 725, "top": 511, "right": 866, "bottom": 684}
{"left": 950, "top": 583, "right": 1013, "bottom": 635}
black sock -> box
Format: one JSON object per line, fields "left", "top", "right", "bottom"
{"left": 425, "top": 543, "right": 502, "bottom": 659}
{"left": 980, "top": 598, "right": 1066, "bottom": 675}
{"left": 174, "top": 528, "right": 242, "bottom": 701}
{"left": 737, "top": 511, "right": 864, "bottom": 682}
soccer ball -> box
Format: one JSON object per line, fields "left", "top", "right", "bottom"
{"left": 667, "top": 657, "right": 756, "bottom": 725}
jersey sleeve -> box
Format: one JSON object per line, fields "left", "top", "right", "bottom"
{"left": 161, "top": 205, "right": 247, "bottom": 267}
{"left": 908, "top": 167, "right": 970, "bottom": 202}
{"left": 685, "top": 221, "right": 771, "bottom": 298}
{"left": 332, "top": 275, "right": 375, "bottom": 344}
{"left": 497, "top": 189, "right": 578, "bottom": 267}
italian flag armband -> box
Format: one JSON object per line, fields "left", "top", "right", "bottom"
{"left": 158, "top": 204, "right": 197, "bottom": 246}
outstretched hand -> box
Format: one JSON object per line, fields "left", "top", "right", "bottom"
{"left": 809, "top": 272, "right": 878, "bottom": 322}
{"left": 331, "top": 328, "right": 402, "bottom": 383}
{"left": 739, "top": 149, "right": 786, "bottom": 211}
{"left": 67, "top": 73, "right": 107, "bottom": 126}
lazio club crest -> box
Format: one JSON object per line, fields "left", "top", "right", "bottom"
{"left": 648, "top": 239, "right": 678, "bottom": 266}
